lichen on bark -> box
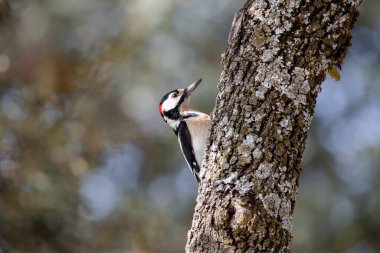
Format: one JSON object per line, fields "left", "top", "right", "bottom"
{"left": 186, "top": 0, "right": 362, "bottom": 252}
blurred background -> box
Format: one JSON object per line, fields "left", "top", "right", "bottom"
{"left": 0, "top": 0, "right": 379, "bottom": 252}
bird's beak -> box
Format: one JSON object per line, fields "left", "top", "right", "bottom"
{"left": 184, "top": 78, "right": 202, "bottom": 98}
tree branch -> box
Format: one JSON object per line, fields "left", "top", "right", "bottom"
{"left": 186, "top": 0, "right": 362, "bottom": 252}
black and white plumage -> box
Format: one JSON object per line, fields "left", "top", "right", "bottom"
{"left": 159, "top": 79, "right": 211, "bottom": 183}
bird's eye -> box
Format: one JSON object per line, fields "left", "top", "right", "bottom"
{"left": 171, "top": 93, "right": 178, "bottom": 98}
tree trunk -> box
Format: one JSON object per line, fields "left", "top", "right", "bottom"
{"left": 186, "top": 0, "right": 361, "bottom": 252}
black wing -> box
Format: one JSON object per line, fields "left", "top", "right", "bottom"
{"left": 176, "top": 121, "right": 200, "bottom": 182}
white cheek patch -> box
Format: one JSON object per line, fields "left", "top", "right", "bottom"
{"left": 162, "top": 96, "right": 180, "bottom": 112}
{"left": 166, "top": 118, "right": 180, "bottom": 129}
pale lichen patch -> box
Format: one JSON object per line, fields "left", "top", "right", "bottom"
{"left": 254, "top": 113, "right": 265, "bottom": 121}
{"left": 248, "top": 0, "right": 268, "bottom": 20}
{"left": 253, "top": 148, "right": 263, "bottom": 159}
{"left": 288, "top": 0, "right": 301, "bottom": 10}
{"left": 221, "top": 116, "right": 229, "bottom": 126}
{"left": 255, "top": 91, "right": 266, "bottom": 99}
{"left": 234, "top": 70, "right": 244, "bottom": 84}
{"left": 278, "top": 179, "right": 295, "bottom": 194}
{"left": 236, "top": 175, "right": 255, "bottom": 195}
{"left": 230, "top": 199, "right": 253, "bottom": 232}
{"left": 225, "top": 128, "right": 234, "bottom": 138}
{"left": 300, "top": 81, "right": 310, "bottom": 94}
{"left": 244, "top": 134, "right": 262, "bottom": 147}
{"left": 279, "top": 200, "right": 293, "bottom": 232}
{"left": 259, "top": 193, "right": 282, "bottom": 217}
{"left": 255, "top": 163, "right": 273, "bottom": 179}
{"left": 239, "top": 181, "right": 254, "bottom": 194}
{"left": 215, "top": 173, "right": 256, "bottom": 195}
{"left": 282, "top": 216, "right": 293, "bottom": 233}
{"left": 279, "top": 117, "right": 292, "bottom": 131}
{"left": 262, "top": 48, "right": 280, "bottom": 62}
{"left": 215, "top": 171, "right": 239, "bottom": 186}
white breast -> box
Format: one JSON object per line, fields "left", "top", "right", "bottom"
{"left": 184, "top": 113, "right": 211, "bottom": 167}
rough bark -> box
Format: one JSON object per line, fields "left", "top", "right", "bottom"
{"left": 186, "top": 0, "right": 361, "bottom": 252}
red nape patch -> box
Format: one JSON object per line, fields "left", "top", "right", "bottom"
{"left": 159, "top": 104, "right": 163, "bottom": 116}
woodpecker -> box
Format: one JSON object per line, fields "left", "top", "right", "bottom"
{"left": 159, "top": 79, "right": 211, "bottom": 183}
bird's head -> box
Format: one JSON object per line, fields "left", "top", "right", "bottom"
{"left": 159, "top": 78, "right": 202, "bottom": 128}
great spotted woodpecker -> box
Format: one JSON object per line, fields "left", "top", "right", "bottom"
{"left": 159, "top": 79, "right": 211, "bottom": 182}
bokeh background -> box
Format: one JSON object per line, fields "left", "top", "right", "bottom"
{"left": 0, "top": 1, "right": 379, "bottom": 252}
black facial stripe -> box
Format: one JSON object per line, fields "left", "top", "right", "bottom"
{"left": 163, "top": 108, "right": 181, "bottom": 120}
{"left": 182, "top": 113, "right": 198, "bottom": 119}
{"left": 164, "top": 110, "right": 199, "bottom": 122}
